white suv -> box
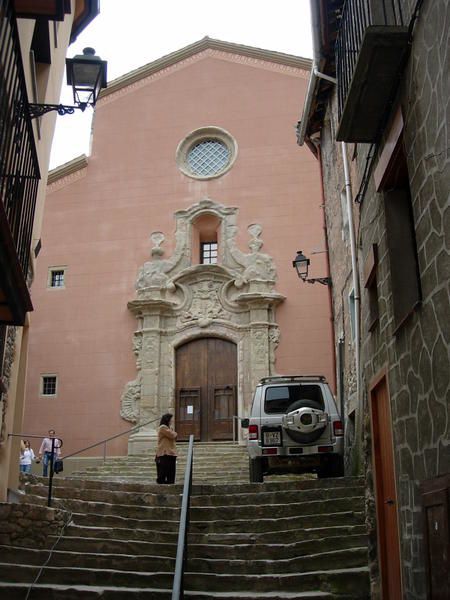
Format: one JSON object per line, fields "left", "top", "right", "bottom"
{"left": 243, "top": 375, "right": 344, "bottom": 483}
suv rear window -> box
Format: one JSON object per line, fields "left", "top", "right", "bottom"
{"left": 264, "top": 384, "right": 324, "bottom": 414}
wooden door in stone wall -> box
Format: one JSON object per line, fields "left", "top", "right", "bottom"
{"left": 176, "top": 338, "right": 237, "bottom": 442}
{"left": 370, "top": 375, "right": 402, "bottom": 599}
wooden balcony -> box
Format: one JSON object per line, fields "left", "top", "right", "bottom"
{"left": 335, "top": 0, "right": 410, "bottom": 142}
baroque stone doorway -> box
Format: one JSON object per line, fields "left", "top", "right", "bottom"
{"left": 120, "top": 198, "right": 284, "bottom": 454}
{"left": 176, "top": 337, "right": 237, "bottom": 442}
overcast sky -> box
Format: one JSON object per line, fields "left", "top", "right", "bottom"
{"left": 49, "top": 0, "right": 313, "bottom": 169}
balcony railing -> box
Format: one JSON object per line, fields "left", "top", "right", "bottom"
{"left": 0, "top": 0, "right": 40, "bottom": 324}
{"left": 335, "top": 0, "right": 410, "bottom": 142}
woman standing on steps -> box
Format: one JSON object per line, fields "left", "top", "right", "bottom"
{"left": 155, "top": 413, "right": 178, "bottom": 484}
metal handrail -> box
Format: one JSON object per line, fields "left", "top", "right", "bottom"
{"left": 9, "top": 417, "right": 160, "bottom": 506}
{"left": 63, "top": 417, "right": 160, "bottom": 461}
{"left": 172, "top": 434, "right": 194, "bottom": 600}
{"left": 8, "top": 433, "right": 62, "bottom": 507}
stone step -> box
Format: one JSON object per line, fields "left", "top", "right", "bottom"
{"left": 0, "top": 545, "right": 368, "bottom": 575}
{"left": 0, "top": 545, "right": 177, "bottom": 569}
{"left": 188, "top": 511, "right": 365, "bottom": 535}
{"left": 188, "top": 547, "right": 368, "bottom": 574}
{"left": 189, "top": 496, "right": 365, "bottom": 520}
{"left": 21, "top": 492, "right": 364, "bottom": 524}
{"left": 0, "top": 563, "right": 173, "bottom": 589}
{"left": 0, "top": 582, "right": 341, "bottom": 599}
{"left": 62, "top": 506, "right": 364, "bottom": 534}
{"left": 71, "top": 511, "right": 181, "bottom": 532}
{"left": 24, "top": 484, "right": 184, "bottom": 507}
{"left": 24, "top": 482, "right": 364, "bottom": 507}
{"left": 185, "top": 568, "right": 371, "bottom": 595}
{"left": 0, "top": 562, "right": 370, "bottom": 594}
{"left": 70, "top": 467, "right": 249, "bottom": 475}
{"left": 61, "top": 522, "right": 367, "bottom": 546}
{"left": 62, "top": 524, "right": 180, "bottom": 544}
{"left": 191, "top": 486, "right": 365, "bottom": 506}
{"left": 33, "top": 475, "right": 362, "bottom": 495}
{"left": 67, "top": 475, "right": 251, "bottom": 485}
{"left": 44, "top": 531, "right": 367, "bottom": 561}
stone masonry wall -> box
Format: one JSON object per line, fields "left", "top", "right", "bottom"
{"left": 357, "top": 2, "right": 450, "bottom": 599}
{"left": 318, "top": 2, "right": 449, "bottom": 599}
{"left": 0, "top": 502, "right": 68, "bottom": 548}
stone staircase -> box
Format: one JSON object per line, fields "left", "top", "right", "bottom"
{"left": 68, "top": 442, "right": 250, "bottom": 484}
{"left": 0, "top": 443, "right": 370, "bottom": 599}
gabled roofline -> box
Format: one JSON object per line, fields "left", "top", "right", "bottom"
{"left": 100, "top": 37, "right": 312, "bottom": 100}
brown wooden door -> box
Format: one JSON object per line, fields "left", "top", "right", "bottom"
{"left": 176, "top": 338, "right": 237, "bottom": 441}
{"left": 420, "top": 474, "right": 450, "bottom": 600}
{"left": 371, "top": 376, "right": 402, "bottom": 599}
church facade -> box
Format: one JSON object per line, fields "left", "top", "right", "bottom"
{"left": 23, "top": 38, "right": 334, "bottom": 456}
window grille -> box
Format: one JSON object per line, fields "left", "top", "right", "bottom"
{"left": 187, "top": 140, "right": 230, "bottom": 177}
{"left": 201, "top": 242, "right": 218, "bottom": 264}
{"left": 50, "top": 269, "right": 65, "bottom": 287}
{"left": 42, "top": 376, "right": 57, "bottom": 395}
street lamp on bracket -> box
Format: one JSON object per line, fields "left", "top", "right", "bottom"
{"left": 292, "top": 250, "right": 332, "bottom": 286}
{"left": 27, "top": 47, "right": 107, "bottom": 119}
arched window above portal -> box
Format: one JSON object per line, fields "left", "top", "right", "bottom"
{"left": 192, "top": 213, "right": 221, "bottom": 265}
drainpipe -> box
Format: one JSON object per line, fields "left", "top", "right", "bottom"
{"left": 317, "top": 150, "right": 337, "bottom": 395}
{"left": 341, "top": 142, "right": 361, "bottom": 446}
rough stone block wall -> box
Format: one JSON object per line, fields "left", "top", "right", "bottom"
{"left": 357, "top": 2, "right": 450, "bottom": 598}
{"left": 318, "top": 2, "right": 449, "bottom": 598}
{"left": 0, "top": 502, "right": 67, "bottom": 548}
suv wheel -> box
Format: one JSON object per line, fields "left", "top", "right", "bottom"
{"left": 249, "top": 457, "right": 264, "bottom": 483}
{"left": 284, "top": 398, "right": 327, "bottom": 444}
{"left": 317, "top": 454, "right": 344, "bottom": 478}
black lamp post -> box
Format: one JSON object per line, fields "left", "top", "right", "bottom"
{"left": 292, "top": 250, "right": 331, "bottom": 286}
{"left": 28, "top": 47, "right": 107, "bottom": 119}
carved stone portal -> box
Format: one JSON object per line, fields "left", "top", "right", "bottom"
{"left": 122, "top": 198, "right": 284, "bottom": 454}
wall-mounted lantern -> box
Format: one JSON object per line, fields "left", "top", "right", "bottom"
{"left": 292, "top": 250, "right": 331, "bottom": 286}
{"left": 28, "top": 47, "right": 107, "bottom": 119}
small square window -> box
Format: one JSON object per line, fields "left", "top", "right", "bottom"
{"left": 41, "top": 375, "right": 57, "bottom": 396}
{"left": 48, "top": 267, "right": 65, "bottom": 288}
{"left": 201, "top": 242, "right": 218, "bottom": 265}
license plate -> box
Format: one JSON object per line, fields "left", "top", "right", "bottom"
{"left": 263, "top": 430, "right": 281, "bottom": 446}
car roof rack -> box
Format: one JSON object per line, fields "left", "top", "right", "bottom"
{"left": 258, "top": 375, "right": 327, "bottom": 384}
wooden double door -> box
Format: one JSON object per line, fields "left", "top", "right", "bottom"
{"left": 176, "top": 338, "right": 237, "bottom": 441}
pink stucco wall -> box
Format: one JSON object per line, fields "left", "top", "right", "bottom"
{"left": 23, "top": 50, "right": 334, "bottom": 456}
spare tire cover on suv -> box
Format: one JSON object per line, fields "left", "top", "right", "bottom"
{"left": 283, "top": 398, "right": 326, "bottom": 444}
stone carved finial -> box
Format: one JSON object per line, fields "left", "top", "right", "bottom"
{"left": 150, "top": 231, "right": 165, "bottom": 257}
{"left": 135, "top": 231, "right": 177, "bottom": 296}
{"left": 231, "top": 223, "right": 276, "bottom": 289}
{"left": 247, "top": 223, "right": 263, "bottom": 252}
